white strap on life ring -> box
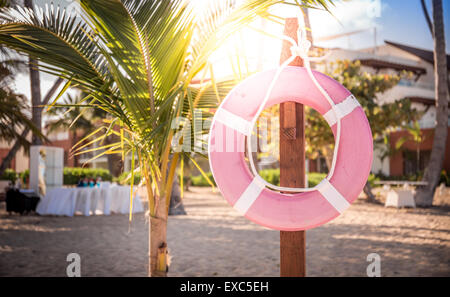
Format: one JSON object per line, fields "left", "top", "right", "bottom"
{"left": 233, "top": 176, "right": 265, "bottom": 215}
{"left": 316, "top": 179, "right": 351, "bottom": 213}
{"left": 323, "top": 94, "right": 360, "bottom": 126}
{"left": 214, "top": 108, "right": 252, "bottom": 137}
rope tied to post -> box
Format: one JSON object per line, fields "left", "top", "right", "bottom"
{"left": 246, "top": 18, "right": 343, "bottom": 193}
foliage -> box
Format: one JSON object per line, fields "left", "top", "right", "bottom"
{"left": 20, "top": 169, "right": 28, "bottom": 183}
{"left": 190, "top": 170, "right": 327, "bottom": 188}
{"left": 367, "top": 173, "right": 380, "bottom": 187}
{"left": 63, "top": 167, "right": 112, "bottom": 185}
{"left": 191, "top": 172, "right": 217, "bottom": 187}
{"left": 116, "top": 170, "right": 142, "bottom": 185}
{"left": 46, "top": 93, "right": 101, "bottom": 138}
{"left": 306, "top": 60, "right": 419, "bottom": 167}
{"left": 440, "top": 170, "right": 450, "bottom": 187}
{"left": 46, "top": 92, "right": 108, "bottom": 167}
{"left": 2, "top": 167, "right": 115, "bottom": 185}
{"left": 0, "top": 62, "right": 46, "bottom": 151}
{"left": 307, "top": 172, "right": 327, "bottom": 187}
{"left": 0, "top": 168, "right": 16, "bottom": 182}
{"left": 395, "top": 121, "right": 427, "bottom": 149}
{"left": 259, "top": 169, "right": 280, "bottom": 187}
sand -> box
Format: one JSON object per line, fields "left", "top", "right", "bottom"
{"left": 0, "top": 187, "right": 449, "bottom": 277}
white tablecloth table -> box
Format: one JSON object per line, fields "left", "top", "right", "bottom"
{"left": 36, "top": 188, "right": 77, "bottom": 216}
{"left": 108, "top": 185, "right": 144, "bottom": 214}
{"left": 74, "top": 187, "right": 102, "bottom": 216}
{"left": 36, "top": 185, "right": 144, "bottom": 216}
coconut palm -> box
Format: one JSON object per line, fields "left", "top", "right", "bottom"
{"left": 47, "top": 92, "right": 123, "bottom": 175}
{"left": 415, "top": 0, "right": 449, "bottom": 206}
{"left": 0, "top": 0, "right": 64, "bottom": 173}
{"left": 46, "top": 93, "right": 99, "bottom": 167}
{"left": 0, "top": 54, "right": 47, "bottom": 176}
{"left": 0, "top": 0, "right": 332, "bottom": 276}
{"left": 0, "top": 73, "right": 45, "bottom": 151}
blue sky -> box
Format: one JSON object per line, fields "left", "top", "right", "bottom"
{"left": 308, "top": 0, "right": 450, "bottom": 52}
{"left": 379, "top": 0, "right": 450, "bottom": 52}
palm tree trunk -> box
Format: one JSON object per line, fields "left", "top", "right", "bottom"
{"left": 415, "top": 0, "right": 449, "bottom": 206}
{"left": 421, "top": 0, "right": 450, "bottom": 109}
{"left": 417, "top": 145, "right": 420, "bottom": 173}
{"left": 71, "top": 130, "right": 78, "bottom": 167}
{"left": 302, "top": 6, "right": 313, "bottom": 45}
{"left": 363, "top": 181, "right": 380, "bottom": 204}
{"left": 148, "top": 188, "right": 168, "bottom": 277}
{"left": 24, "top": 0, "right": 43, "bottom": 146}
{"left": 168, "top": 177, "right": 187, "bottom": 215}
{"left": 420, "top": 0, "right": 434, "bottom": 35}
{"left": 29, "top": 56, "right": 42, "bottom": 145}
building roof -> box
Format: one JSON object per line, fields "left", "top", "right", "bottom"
{"left": 409, "top": 96, "right": 450, "bottom": 107}
{"left": 385, "top": 40, "right": 450, "bottom": 70}
{"left": 359, "top": 58, "right": 427, "bottom": 75}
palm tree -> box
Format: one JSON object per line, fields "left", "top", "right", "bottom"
{"left": 415, "top": 0, "right": 449, "bottom": 206}
{"left": 0, "top": 0, "right": 64, "bottom": 173}
{"left": 0, "top": 77, "right": 45, "bottom": 148}
{"left": 0, "top": 49, "right": 48, "bottom": 175}
{"left": 0, "top": 0, "right": 332, "bottom": 276}
{"left": 46, "top": 93, "right": 99, "bottom": 167}
{"left": 47, "top": 92, "right": 123, "bottom": 175}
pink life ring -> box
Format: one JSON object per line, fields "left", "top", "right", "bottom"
{"left": 208, "top": 66, "right": 373, "bottom": 231}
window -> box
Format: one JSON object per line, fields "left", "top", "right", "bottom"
{"left": 403, "top": 150, "right": 431, "bottom": 175}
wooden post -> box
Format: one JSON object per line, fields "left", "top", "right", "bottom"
{"left": 279, "top": 17, "right": 306, "bottom": 277}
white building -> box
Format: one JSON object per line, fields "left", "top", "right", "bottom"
{"left": 320, "top": 40, "right": 449, "bottom": 176}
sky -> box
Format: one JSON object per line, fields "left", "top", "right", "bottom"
{"left": 308, "top": 0, "right": 450, "bottom": 52}
{"left": 10, "top": 0, "right": 450, "bottom": 109}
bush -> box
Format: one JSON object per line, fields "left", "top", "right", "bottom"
{"left": 116, "top": 171, "right": 142, "bottom": 185}
{"left": 368, "top": 173, "right": 380, "bottom": 187}
{"left": 191, "top": 172, "right": 216, "bottom": 187}
{"left": 63, "top": 167, "right": 112, "bottom": 185}
{"left": 189, "top": 170, "right": 328, "bottom": 188}
{"left": 0, "top": 169, "right": 17, "bottom": 183}
{"left": 308, "top": 172, "right": 327, "bottom": 187}
{"left": 20, "top": 169, "right": 29, "bottom": 184}
{"left": 259, "top": 169, "right": 280, "bottom": 186}
{"left": 439, "top": 170, "right": 450, "bottom": 186}
{"left": 375, "top": 172, "right": 423, "bottom": 182}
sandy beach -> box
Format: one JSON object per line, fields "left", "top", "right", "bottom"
{"left": 0, "top": 187, "right": 449, "bottom": 277}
